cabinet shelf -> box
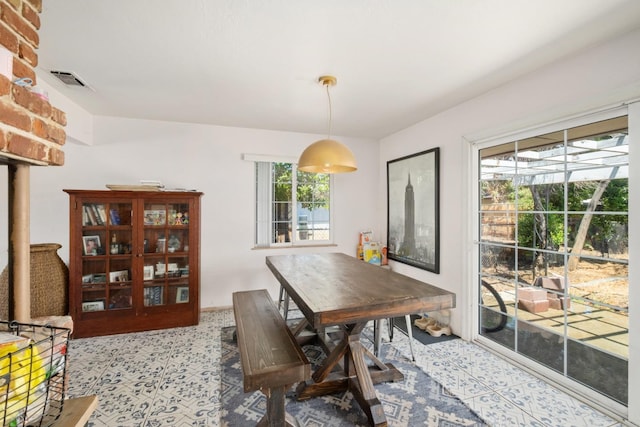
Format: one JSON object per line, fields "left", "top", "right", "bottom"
{"left": 65, "top": 189, "right": 202, "bottom": 338}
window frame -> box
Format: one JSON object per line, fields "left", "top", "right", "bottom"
{"left": 248, "top": 154, "right": 334, "bottom": 248}
{"left": 466, "top": 105, "right": 631, "bottom": 417}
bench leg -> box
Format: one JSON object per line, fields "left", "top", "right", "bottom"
{"left": 257, "top": 386, "right": 300, "bottom": 427}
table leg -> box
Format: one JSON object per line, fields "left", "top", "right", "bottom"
{"left": 348, "top": 339, "right": 387, "bottom": 426}
{"left": 296, "top": 321, "right": 403, "bottom": 426}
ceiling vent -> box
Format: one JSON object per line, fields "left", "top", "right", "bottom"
{"left": 50, "top": 70, "right": 88, "bottom": 87}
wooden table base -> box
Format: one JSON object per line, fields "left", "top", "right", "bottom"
{"left": 293, "top": 321, "right": 404, "bottom": 426}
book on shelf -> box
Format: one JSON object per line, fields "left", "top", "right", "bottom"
{"left": 93, "top": 205, "right": 104, "bottom": 225}
{"left": 109, "top": 208, "right": 121, "bottom": 225}
{"left": 96, "top": 205, "right": 107, "bottom": 224}
{"left": 144, "top": 286, "right": 163, "bottom": 306}
{"left": 83, "top": 203, "right": 107, "bottom": 225}
{"left": 84, "top": 205, "right": 96, "bottom": 225}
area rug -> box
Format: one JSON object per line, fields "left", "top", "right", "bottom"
{"left": 220, "top": 327, "right": 486, "bottom": 426}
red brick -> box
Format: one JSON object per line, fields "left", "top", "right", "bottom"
{"left": 18, "top": 39, "right": 37, "bottom": 66}
{"left": 0, "top": 98, "right": 31, "bottom": 130}
{"left": 21, "top": 3, "right": 40, "bottom": 30}
{"left": 0, "top": 21, "right": 19, "bottom": 52}
{"left": 12, "top": 81, "right": 51, "bottom": 118}
{"left": 12, "top": 56, "right": 35, "bottom": 82}
{"left": 534, "top": 277, "right": 565, "bottom": 291}
{"left": 518, "top": 287, "right": 547, "bottom": 301}
{"left": 32, "top": 116, "right": 47, "bottom": 138}
{"left": 1, "top": 3, "right": 39, "bottom": 47}
{"left": 48, "top": 123, "right": 66, "bottom": 145}
{"left": 31, "top": 117, "right": 66, "bottom": 145}
{"left": 7, "top": 132, "right": 46, "bottom": 161}
{"left": 0, "top": 128, "right": 6, "bottom": 149}
{"left": 51, "top": 106, "right": 66, "bottom": 126}
{"left": 518, "top": 299, "right": 549, "bottom": 313}
{"left": 547, "top": 293, "right": 571, "bottom": 310}
{"left": 6, "top": 0, "right": 20, "bottom": 11}
{"left": 48, "top": 146, "right": 64, "bottom": 165}
{"left": 25, "top": 0, "right": 42, "bottom": 14}
{"left": 0, "top": 74, "right": 10, "bottom": 95}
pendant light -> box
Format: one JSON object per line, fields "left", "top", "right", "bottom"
{"left": 297, "top": 75, "right": 357, "bottom": 173}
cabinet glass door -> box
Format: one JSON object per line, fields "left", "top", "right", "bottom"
{"left": 81, "top": 201, "right": 133, "bottom": 312}
{"left": 143, "top": 201, "right": 190, "bottom": 307}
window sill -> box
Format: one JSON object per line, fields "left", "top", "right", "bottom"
{"left": 252, "top": 243, "right": 338, "bottom": 250}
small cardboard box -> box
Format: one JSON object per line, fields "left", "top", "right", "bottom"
{"left": 518, "top": 287, "right": 547, "bottom": 301}
{"left": 518, "top": 298, "right": 549, "bottom": 313}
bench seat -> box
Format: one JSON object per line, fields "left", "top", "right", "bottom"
{"left": 233, "top": 289, "right": 311, "bottom": 426}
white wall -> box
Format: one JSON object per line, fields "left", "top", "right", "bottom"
{"left": 378, "top": 29, "right": 640, "bottom": 339}
{"left": 378, "top": 28, "right": 640, "bottom": 423}
{"left": 1, "top": 117, "right": 378, "bottom": 309}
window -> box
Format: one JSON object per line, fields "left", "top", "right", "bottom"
{"left": 255, "top": 161, "right": 331, "bottom": 247}
{"left": 476, "top": 114, "right": 629, "bottom": 406}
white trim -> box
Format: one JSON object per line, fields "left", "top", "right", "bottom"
{"left": 242, "top": 153, "right": 298, "bottom": 163}
{"left": 468, "top": 104, "right": 629, "bottom": 149}
{"left": 627, "top": 100, "right": 640, "bottom": 425}
{"left": 461, "top": 136, "right": 477, "bottom": 342}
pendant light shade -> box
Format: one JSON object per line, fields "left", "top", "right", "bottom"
{"left": 298, "top": 138, "right": 357, "bottom": 173}
{"left": 297, "top": 76, "right": 357, "bottom": 174}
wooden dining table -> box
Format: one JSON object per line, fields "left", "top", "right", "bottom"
{"left": 266, "top": 252, "right": 456, "bottom": 427}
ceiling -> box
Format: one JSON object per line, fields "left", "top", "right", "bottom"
{"left": 36, "top": 1, "right": 640, "bottom": 140}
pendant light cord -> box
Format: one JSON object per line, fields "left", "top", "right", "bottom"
{"left": 325, "top": 83, "right": 333, "bottom": 139}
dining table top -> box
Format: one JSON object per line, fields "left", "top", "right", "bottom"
{"left": 266, "top": 252, "right": 456, "bottom": 327}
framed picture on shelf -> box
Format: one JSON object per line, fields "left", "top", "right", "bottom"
{"left": 82, "top": 300, "right": 105, "bottom": 312}
{"left": 109, "top": 270, "right": 129, "bottom": 282}
{"left": 387, "top": 147, "right": 440, "bottom": 273}
{"left": 144, "top": 209, "right": 166, "bottom": 225}
{"left": 82, "top": 235, "right": 101, "bottom": 256}
{"left": 176, "top": 287, "right": 189, "bottom": 303}
{"left": 155, "top": 262, "right": 166, "bottom": 276}
{"left": 143, "top": 265, "right": 154, "bottom": 280}
{"left": 82, "top": 274, "right": 93, "bottom": 284}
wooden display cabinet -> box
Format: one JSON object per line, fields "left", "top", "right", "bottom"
{"left": 64, "top": 190, "right": 202, "bottom": 338}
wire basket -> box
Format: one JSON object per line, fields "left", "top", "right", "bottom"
{"left": 0, "top": 321, "right": 70, "bottom": 427}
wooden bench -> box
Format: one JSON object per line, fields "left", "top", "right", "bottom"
{"left": 232, "top": 289, "right": 311, "bottom": 427}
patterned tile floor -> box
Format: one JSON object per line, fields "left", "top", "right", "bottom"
{"left": 67, "top": 309, "right": 624, "bottom": 426}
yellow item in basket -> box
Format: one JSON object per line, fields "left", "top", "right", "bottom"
{"left": 0, "top": 343, "right": 48, "bottom": 425}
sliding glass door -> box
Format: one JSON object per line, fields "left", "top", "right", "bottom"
{"left": 476, "top": 115, "right": 629, "bottom": 405}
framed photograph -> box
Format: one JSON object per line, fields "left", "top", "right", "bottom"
{"left": 82, "top": 300, "right": 105, "bottom": 312}
{"left": 82, "top": 274, "right": 93, "bottom": 284}
{"left": 176, "top": 286, "right": 189, "bottom": 303}
{"left": 387, "top": 147, "right": 440, "bottom": 273}
{"left": 144, "top": 209, "right": 166, "bottom": 225}
{"left": 109, "top": 270, "right": 129, "bottom": 282}
{"left": 83, "top": 235, "right": 101, "bottom": 256}
{"left": 143, "top": 265, "right": 154, "bottom": 280}
{"left": 155, "top": 262, "right": 166, "bottom": 276}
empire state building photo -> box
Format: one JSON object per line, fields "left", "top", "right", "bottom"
{"left": 387, "top": 148, "right": 439, "bottom": 273}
